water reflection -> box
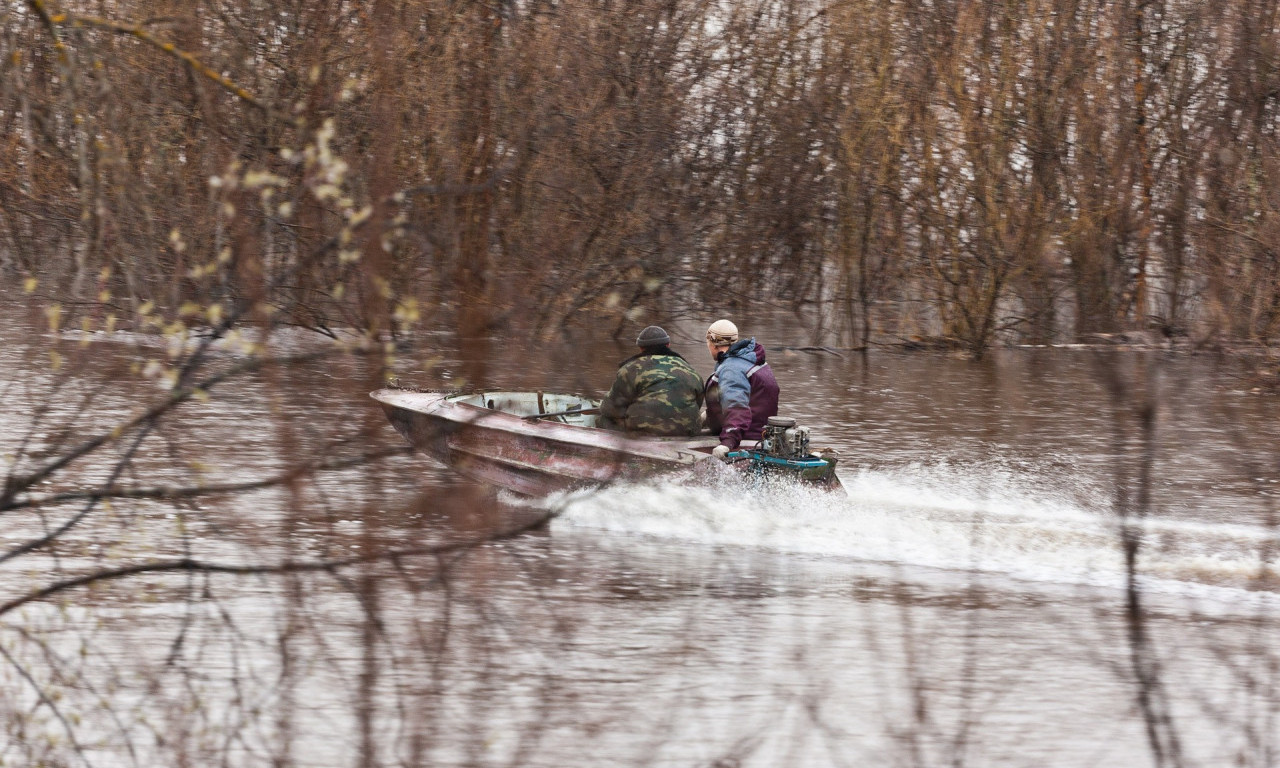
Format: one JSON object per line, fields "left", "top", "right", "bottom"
{"left": 2, "top": 314, "right": 1280, "bottom": 766}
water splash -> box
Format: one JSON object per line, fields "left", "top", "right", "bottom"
{"left": 529, "top": 461, "right": 1280, "bottom": 603}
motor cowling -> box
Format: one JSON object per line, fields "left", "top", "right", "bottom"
{"left": 721, "top": 415, "right": 839, "bottom": 490}
{"left": 760, "top": 416, "right": 810, "bottom": 459}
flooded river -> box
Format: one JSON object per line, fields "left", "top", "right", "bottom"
{"left": 3, "top": 312, "right": 1280, "bottom": 767}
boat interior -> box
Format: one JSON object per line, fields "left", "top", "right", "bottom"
{"left": 451, "top": 391, "right": 603, "bottom": 427}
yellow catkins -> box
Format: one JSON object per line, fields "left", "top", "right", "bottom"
{"left": 242, "top": 170, "right": 285, "bottom": 189}
{"left": 393, "top": 299, "right": 420, "bottom": 323}
{"left": 349, "top": 205, "right": 373, "bottom": 226}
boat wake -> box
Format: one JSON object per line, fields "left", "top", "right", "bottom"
{"left": 528, "top": 461, "right": 1280, "bottom": 608}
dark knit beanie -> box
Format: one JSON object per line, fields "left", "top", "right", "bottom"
{"left": 636, "top": 325, "right": 671, "bottom": 347}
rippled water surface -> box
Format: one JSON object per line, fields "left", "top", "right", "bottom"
{"left": 3, "top": 312, "right": 1280, "bottom": 767}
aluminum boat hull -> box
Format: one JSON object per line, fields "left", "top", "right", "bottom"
{"left": 372, "top": 389, "right": 723, "bottom": 496}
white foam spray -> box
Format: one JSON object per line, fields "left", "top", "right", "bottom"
{"left": 530, "top": 462, "right": 1280, "bottom": 608}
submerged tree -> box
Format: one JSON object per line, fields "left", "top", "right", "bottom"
{"left": 3, "top": 3, "right": 1280, "bottom": 763}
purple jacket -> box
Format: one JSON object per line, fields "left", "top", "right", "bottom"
{"left": 704, "top": 338, "right": 780, "bottom": 449}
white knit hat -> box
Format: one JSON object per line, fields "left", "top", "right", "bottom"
{"left": 706, "top": 319, "right": 738, "bottom": 346}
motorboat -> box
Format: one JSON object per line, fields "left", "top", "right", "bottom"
{"left": 372, "top": 388, "right": 840, "bottom": 497}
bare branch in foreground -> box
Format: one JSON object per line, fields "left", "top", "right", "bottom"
{"left": 0, "top": 510, "right": 557, "bottom": 618}
{"left": 1, "top": 445, "right": 414, "bottom": 512}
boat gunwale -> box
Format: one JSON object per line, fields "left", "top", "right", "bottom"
{"left": 372, "top": 389, "right": 721, "bottom": 461}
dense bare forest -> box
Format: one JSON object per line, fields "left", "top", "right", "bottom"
{"left": 3, "top": 0, "right": 1279, "bottom": 358}
{"left": 5, "top": 3, "right": 1280, "bottom": 767}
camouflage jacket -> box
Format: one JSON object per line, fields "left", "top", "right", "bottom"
{"left": 600, "top": 348, "right": 704, "bottom": 436}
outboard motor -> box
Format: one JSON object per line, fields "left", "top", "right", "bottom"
{"left": 761, "top": 416, "right": 809, "bottom": 459}
{"left": 727, "top": 416, "right": 840, "bottom": 489}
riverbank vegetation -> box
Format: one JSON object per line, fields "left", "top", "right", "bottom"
{"left": 3, "top": 0, "right": 1279, "bottom": 359}
{"left": 3, "top": 2, "right": 1280, "bottom": 766}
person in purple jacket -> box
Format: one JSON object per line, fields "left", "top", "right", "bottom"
{"left": 703, "top": 319, "right": 780, "bottom": 460}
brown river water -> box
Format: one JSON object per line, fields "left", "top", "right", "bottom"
{"left": 3, "top": 311, "right": 1280, "bottom": 767}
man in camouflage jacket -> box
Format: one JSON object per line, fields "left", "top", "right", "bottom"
{"left": 599, "top": 326, "right": 704, "bottom": 436}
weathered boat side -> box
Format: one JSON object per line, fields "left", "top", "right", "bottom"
{"left": 373, "top": 389, "right": 720, "bottom": 496}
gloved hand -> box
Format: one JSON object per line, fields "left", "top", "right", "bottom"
{"left": 712, "top": 445, "right": 731, "bottom": 461}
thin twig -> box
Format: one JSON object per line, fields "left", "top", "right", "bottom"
{"left": 0, "top": 511, "right": 557, "bottom": 617}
